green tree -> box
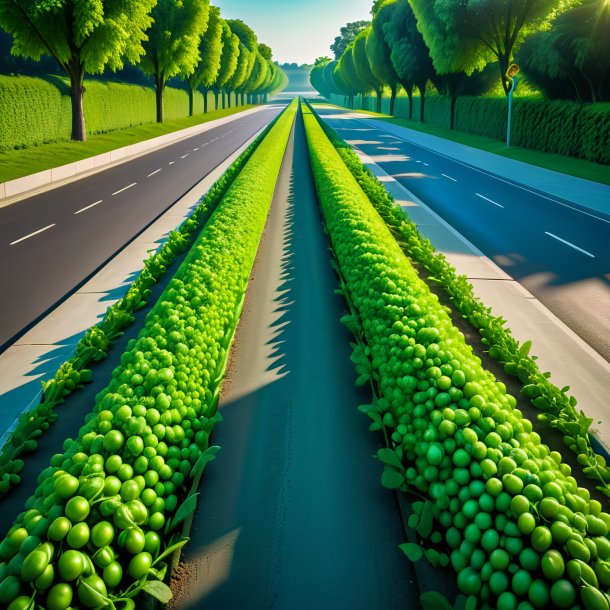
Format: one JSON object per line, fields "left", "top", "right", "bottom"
{"left": 337, "top": 43, "right": 366, "bottom": 107}
{"left": 225, "top": 42, "right": 251, "bottom": 108}
{"left": 212, "top": 20, "right": 239, "bottom": 110}
{"left": 368, "top": 2, "right": 401, "bottom": 115}
{"left": 409, "top": 0, "right": 579, "bottom": 95}
{"left": 330, "top": 20, "right": 371, "bottom": 59}
{"left": 140, "top": 0, "right": 210, "bottom": 123}
{"left": 310, "top": 56, "right": 332, "bottom": 98}
{"left": 383, "top": 0, "right": 435, "bottom": 121}
{"left": 242, "top": 50, "right": 268, "bottom": 103}
{"left": 518, "top": 0, "right": 610, "bottom": 102}
{"left": 227, "top": 19, "right": 257, "bottom": 106}
{"left": 185, "top": 5, "right": 224, "bottom": 115}
{"left": 353, "top": 28, "right": 383, "bottom": 112}
{"left": 0, "top": 0, "right": 156, "bottom": 141}
{"left": 323, "top": 60, "right": 343, "bottom": 97}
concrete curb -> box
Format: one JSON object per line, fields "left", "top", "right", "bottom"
{"left": 0, "top": 124, "right": 268, "bottom": 449}
{"left": 0, "top": 105, "right": 266, "bottom": 205}
{"left": 352, "top": 145, "right": 610, "bottom": 453}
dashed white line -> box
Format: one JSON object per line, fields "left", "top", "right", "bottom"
{"left": 10, "top": 224, "right": 56, "bottom": 246}
{"left": 147, "top": 169, "right": 162, "bottom": 177}
{"left": 545, "top": 232, "right": 595, "bottom": 258}
{"left": 422, "top": 162, "right": 429, "bottom": 167}
{"left": 75, "top": 200, "right": 103, "bottom": 215}
{"left": 475, "top": 193, "right": 505, "bottom": 209}
{"left": 112, "top": 183, "right": 137, "bottom": 196}
{"left": 442, "top": 173, "right": 457, "bottom": 182}
{"left": 181, "top": 154, "right": 189, "bottom": 159}
{"left": 169, "top": 161, "right": 175, "bottom": 165}
{"left": 193, "top": 148, "right": 199, "bottom": 151}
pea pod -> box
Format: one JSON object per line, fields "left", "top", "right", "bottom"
{"left": 581, "top": 586, "right": 610, "bottom": 610}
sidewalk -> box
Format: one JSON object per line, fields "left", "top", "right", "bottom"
{"left": 317, "top": 105, "right": 610, "bottom": 217}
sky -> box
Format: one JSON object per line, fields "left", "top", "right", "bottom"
{"left": 215, "top": 0, "right": 373, "bottom": 65}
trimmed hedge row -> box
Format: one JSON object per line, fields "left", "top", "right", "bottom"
{"left": 0, "top": 76, "right": 215, "bottom": 151}
{"left": 329, "top": 93, "right": 610, "bottom": 165}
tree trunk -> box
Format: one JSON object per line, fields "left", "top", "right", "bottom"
{"left": 155, "top": 76, "right": 165, "bottom": 123}
{"left": 390, "top": 85, "right": 397, "bottom": 116}
{"left": 407, "top": 89, "right": 413, "bottom": 120}
{"left": 450, "top": 93, "right": 457, "bottom": 129}
{"left": 188, "top": 86, "right": 195, "bottom": 117}
{"left": 222, "top": 91, "right": 226, "bottom": 109}
{"left": 242, "top": 93, "right": 245, "bottom": 105}
{"left": 419, "top": 85, "right": 426, "bottom": 123}
{"left": 202, "top": 88, "right": 208, "bottom": 113}
{"left": 214, "top": 90, "right": 219, "bottom": 110}
{"left": 69, "top": 64, "right": 86, "bottom": 141}
{"left": 499, "top": 55, "right": 510, "bottom": 96}
{"left": 376, "top": 89, "right": 382, "bottom": 113}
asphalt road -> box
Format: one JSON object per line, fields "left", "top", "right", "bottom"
{"left": 316, "top": 107, "right": 610, "bottom": 362}
{"left": 0, "top": 105, "right": 283, "bottom": 350}
{"left": 170, "top": 110, "right": 415, "bottom": 609}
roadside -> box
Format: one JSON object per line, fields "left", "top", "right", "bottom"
{"left": 317, "top": 103, "right": 610, "bottom": 200}
{"left": 170, "top": 105, "right": 415, "bottom": 608}
{"left": 0, "top": 104, "right": 257, "bottom": 193}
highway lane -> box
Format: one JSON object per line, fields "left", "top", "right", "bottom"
{"left": 0, "top": 104, "right": 283, "bottom": 350}
{"left": 316, "top": 107, "right": 610, "bottom": 362}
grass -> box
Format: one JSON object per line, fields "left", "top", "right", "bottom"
{"left": 0, "top": 105, "right": 255, "bottom": 184}
{"left": 319, "top": 104, "right": 610, "bottom": 187}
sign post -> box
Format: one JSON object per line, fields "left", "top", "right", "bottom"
{"left": 506, "top": 63, "right": 520, "bottom": 147}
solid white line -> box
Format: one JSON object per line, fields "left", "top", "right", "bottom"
{"left": 112, "top": 183, "right": 137, "bottom": 196}
{"left": 181, "top": 154, "right": 189, "bottom": 159}
{"left": 475, "top": 193, "right": 505, "bottom": 209}
{"left": 147, "top": 169, "right": 162, "bottom": 177}
{"left": 545, "top": 232, "right": 595, "bottom": 258}
{"left": 10, "top": 224, "right": 56, "bottom": 246}
{"left": 75, "top": 200, "right": 103, "bottom": 215}
{"left": 362, "top": 118, "right": 610, "bottom": 225}
{"left": 442, "top": 173, "right": 457, "bottom": 182}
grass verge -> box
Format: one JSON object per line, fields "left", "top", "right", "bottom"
{"left": 0, "top": 105, "right": 256, "bottom": 184}
{"left": 315, "top": 103, "right": 610, "bottom": 187}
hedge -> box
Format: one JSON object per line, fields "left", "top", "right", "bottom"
{"left": 0, "top": 75, "right": 215, "bottom": 151}
{"left": 329, "top": 93, "right": 610, "bottom": 165}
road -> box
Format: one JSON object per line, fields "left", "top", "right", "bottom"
{"left": 170, "top": 109, "right": 415, "bottom": 609}
{"left": 0, "top": 104, "right": 283, "bottom": 350}
{"left": 315, "top": 106, "right": 610, "bottom": 362}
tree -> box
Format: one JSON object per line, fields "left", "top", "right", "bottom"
{"left": 323, "top": 60, "right": 343, "bottom": 97}
{"left": 243, "top": 50, "right": 268, "bottom": 103}
{"left": 330, "top": 20, "right": 371, "bottom": 59}
{"left": 224, "top": 42, "right": 251, "bottom": 108}
{"left": 353, "top": 28, "right": 383, "bottom": 112}
{"left": 226, "top": 19, "right": 257, "bottom": 106}
{"left": 337, "top": 43, "right": 366, "bottom": 107}
{"left": 310, "top": 56, "right": 332, "bottom": 98}
{"left": 368, "top": 2, "right": 401, "bottom": 115}
{"left": 212, "top": 20, "right": 239, "bottom": 110}
{"left": 409, "top": 0, "right": 579, "bottom": 95}
{"left": 185, "top": 5, "right": 223, "bottom": 116}
{"left": 383, "top": 0, "right": 435, "bottom": 121}
{"left": 0, "top": 0, "right": 156, "bottom": 141}
{"left": 518, "top": 0, "right": 610, "bottom": 102}
{"left": 140, "top": 0, "right": 210, "bottom": 123}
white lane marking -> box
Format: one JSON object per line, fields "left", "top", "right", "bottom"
{"left": 147, "top": 169, "right": 162, "bottom": 177}
{"left": 193, "top": 148, "right": 199, "bottom": 151}
{"left": 75, "top": 200, "right": 103, "bottom": 215}
{"left": 181, "top": 154, "right": 189, "bottom": 159}
{"left": 422, "top": 162, "right": 429, "bottom": 167}
{"left": 10, "top": 224, "right": 56, "bottom": 246}
{"left": 442, "top": 173, "right": 457, "bottom": 182}
{"left": 169, "top": 161, "right": 175, "bottom": 165}
{"left": 545, "top": 232, "right": 595, "bottom": 258}
{"left": 475, "top": 193, "right": 505, "bottom": 209}
{"left": 112, "top": 183, "right": 137, "bottom": 196}
{"left": 361, "top": 118, "right": 610, "bottom": 226}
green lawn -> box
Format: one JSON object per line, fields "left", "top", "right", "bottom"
{"left": 322, "top": 105, "right": 610, "bottom": 187}
{"left": 0, "top": 105, "right": 255, "bottom": 184}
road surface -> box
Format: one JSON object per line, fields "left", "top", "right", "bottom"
{"left": 315, "top": 106, "right": 610, "bottom": 362}
{"left": 0, "top": 105, "right": 283, "bottom": 350}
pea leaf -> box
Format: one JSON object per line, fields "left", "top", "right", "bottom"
{"left": 399, "top": 542, "right": 423, "bottom": 562}
{"left": 417, "top": 501, "right": 434, "bottom": 539}
{"left": 142, "top": 580, "right": 173, "bottom": 604}
{"left": 420, "top": 591, "right": 452, "bottom": 610}
{"left": 518, "top": 340, "right": 532, "bottom": 358}
{"left": 381, "top": 468, "right": 404, "bottom": 489}
{"left": 167, "top": 492, "right": 199, "bottom": 533}
{"left": 377, "top": 448, "right": 405, "bottom": 472}
{"left": 190, "top": 445, "right": 221, "bottom": 485}
{"left": 152, "top": 537, "right": 190, "bottom": 567}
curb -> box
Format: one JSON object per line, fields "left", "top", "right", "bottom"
{"left": 0, "top": 105, "right": 267, "bottom": 205}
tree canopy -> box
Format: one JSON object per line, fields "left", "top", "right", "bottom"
{"left": 214, "top": 20, "right": 240, "bottom": 94}
{"left": 330, "top": 20, "right": 371, "bottom": 59}
{"left": 0, "top": 0, "right": 156, "bottom": 139}
{"left": 353, "top": 28, "right": 383, "bottom": 110}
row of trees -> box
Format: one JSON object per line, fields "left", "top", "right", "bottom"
{"left": 311, "top": 0, "right": 609, "bottom": 126}
{"left": 0, "top": 1, "right": 287, "bottom": 141}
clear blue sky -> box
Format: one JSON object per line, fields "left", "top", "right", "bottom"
{"left": 215, "top": 0, "right": 373, "bottom": 65}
